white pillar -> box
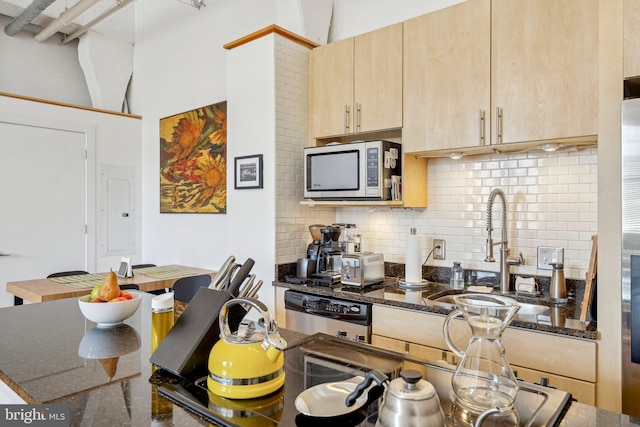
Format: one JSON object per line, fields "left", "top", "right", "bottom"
{"left": 78, "top": 31, "right": 133, "bottom": 112}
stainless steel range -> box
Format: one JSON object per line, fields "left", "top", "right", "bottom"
{"left": 157, "top": 333, "right": 572, "bottom": 427}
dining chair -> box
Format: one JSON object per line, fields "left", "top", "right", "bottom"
{"left": 12, "top": 270, "right": 93, "bottom": 306}
{"left": 47, "top": 270, "right": 89, "bottom": 278}
{"left": 172, "top": 274, "right": 213, "bottom": 303}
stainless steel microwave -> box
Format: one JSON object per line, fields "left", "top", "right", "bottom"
{"left": 303, "top": 140, "right": 402, "bottom": 201}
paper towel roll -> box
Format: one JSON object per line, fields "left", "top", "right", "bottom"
{"left": 405, "top": 229, "right": 422, "bottom": 284}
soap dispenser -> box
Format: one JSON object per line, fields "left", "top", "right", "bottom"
{"left": 549, "top": 262, "right": 567, "bottom": 303}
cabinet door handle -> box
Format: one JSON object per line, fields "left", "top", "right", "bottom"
{"left": 344, "top": 104, "right": 350, "bottom": 134}
{"left": 479, "top": 110, "right": 486, "bottom": 146}
{"left": 355, "top": 102, "right": 361, "bottom": 133}
{"left": 495, "top": 107, "right": 503, "bottom": 144}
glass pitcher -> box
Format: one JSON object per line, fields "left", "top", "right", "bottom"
{"left": 443, "top": 294, "right": 521, "bottom": 416}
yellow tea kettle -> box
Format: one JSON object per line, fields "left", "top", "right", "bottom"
{"left": 208, "top": 298, "right": 287, "bottom": 399}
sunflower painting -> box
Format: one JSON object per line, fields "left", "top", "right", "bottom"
{"left": 159, "top": 101, "right": 227, "bottom": 213}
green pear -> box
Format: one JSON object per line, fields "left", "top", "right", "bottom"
{"left": 90, "top": 284, "right": 101, "bottom": 301}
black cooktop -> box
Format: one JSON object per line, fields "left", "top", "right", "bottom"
{"left": 157, "top": 333, "right": 572, "bottom": 427}
{"left": 157, "top": 334, "right": 401, "bottom": 426}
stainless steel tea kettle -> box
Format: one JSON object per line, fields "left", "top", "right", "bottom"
{"left": 346, "top": 369, "right": 445, "bottom": 427}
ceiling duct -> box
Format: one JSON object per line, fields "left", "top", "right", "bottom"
{"left": 62, "top": 0, "right": 135, "bottom": 45}
{"left": 34, "top": 0, "right": 101, "bottom": 43}
{"left": 4, "top": 0, "right": 56, "bottom": 37}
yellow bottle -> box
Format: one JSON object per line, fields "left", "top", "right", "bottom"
{"left": 151, "top": 292, "right": 174, "bottom": 353}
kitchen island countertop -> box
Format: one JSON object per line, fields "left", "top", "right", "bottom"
{"left": 0, "top": 291, "right": 629, "bottom": 426}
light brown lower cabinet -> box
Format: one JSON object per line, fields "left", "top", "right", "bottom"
{"left": 372, "top": 305, "right": 596, "bottom": 405}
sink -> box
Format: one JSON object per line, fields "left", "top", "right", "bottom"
{"left": 517, "top": 302, "right": 550, "bottom": 315}
{"left": 429, "top": 293, "right": 550, "bottom": 318}
{"left": 429, "top": 294, "right": 457, "bottom": 308}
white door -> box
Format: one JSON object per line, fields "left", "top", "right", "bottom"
{"left": 0, "top": 121, "right": 87, "bottom": 307}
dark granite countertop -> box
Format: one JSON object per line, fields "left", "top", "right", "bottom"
{"left": 0, "top": 293, "right": 311, "bottom": 426}
{"left": 274, "top": 269, "right": 597, "bottom": 341}
{"left": 2, "top": 291, "right": 627, "bottom": 426}
{"left": 0, "top": 293, "right": 210, "bottom": 426}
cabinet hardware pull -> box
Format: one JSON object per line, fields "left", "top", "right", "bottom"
{"left": 479, "top": 110, "right": 486, "bottom": 146}
{"left": 496, "top": 107, "right": 503, "bottom": 144}
{"left": 355, "top": 102, "right": 361, "bottom": 133}
{"left": 344, "top": 104, "right": 350, "bottom": 134}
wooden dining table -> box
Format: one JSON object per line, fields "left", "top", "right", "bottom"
{"left": 6, "top": 264, "right": 216, "bottom": 304}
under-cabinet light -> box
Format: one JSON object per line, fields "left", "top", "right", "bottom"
{"left": 539, "top": 143, "right": 561, "bottom": 152}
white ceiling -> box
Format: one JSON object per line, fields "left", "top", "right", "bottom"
{"left": 0, "top": 0, "right": 136, "bottom": 42}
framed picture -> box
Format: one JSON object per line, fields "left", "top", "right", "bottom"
{"left": 234, "top": 154, "right": 263, "bottom": 189}
{"left": 159, "top": 100, "right": 227, "bottom": 213}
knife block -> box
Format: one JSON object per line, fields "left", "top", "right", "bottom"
{"left": 149, "top": 287, "right": 246, "bottom": 378}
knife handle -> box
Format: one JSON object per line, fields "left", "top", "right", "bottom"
{"left": 226, "top": 258, "right": 255, "bottom": 297}
{"left": 209, "top": 255, "right": 236, "bottom": 289}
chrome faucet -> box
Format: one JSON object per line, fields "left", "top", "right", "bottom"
{"left": 485, "top": 188, "right": 524, "bottom": 293}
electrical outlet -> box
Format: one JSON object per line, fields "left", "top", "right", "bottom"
{"left": 433, "top": 239, "right": 446, "bottom": 260}
{"left": 537, "top": 247, "right": 564, "bottom": 270}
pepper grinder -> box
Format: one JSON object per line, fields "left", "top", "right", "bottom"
{"left": 549, "top": 262, "right": 567, "bottom": 303}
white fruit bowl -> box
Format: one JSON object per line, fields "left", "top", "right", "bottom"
{"left": 78, "top": 291, "right": 142, "bottom": 327}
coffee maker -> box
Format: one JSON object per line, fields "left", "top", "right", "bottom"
{"left": 312, "top": 225, "right": 343, "bottom": 285}
{"left": 306, "top": 225, "right": 324, "bottom": 262}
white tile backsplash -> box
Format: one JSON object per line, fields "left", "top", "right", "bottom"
{"left": 336, "top": 148, "right": 598, "bottom": 281}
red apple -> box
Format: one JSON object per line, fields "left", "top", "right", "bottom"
{"left": 118, "top": 290, "right": 132, "bottom": 300}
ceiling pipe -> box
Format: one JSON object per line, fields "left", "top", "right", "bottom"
{"left": 4, "top": 0, "right": 56, "bottom": 37}
{"left": 62, "top": 0, "right": 135, "bottom": 45}
{"left": 34, "top": 0, "right": 101, "bottom": 43}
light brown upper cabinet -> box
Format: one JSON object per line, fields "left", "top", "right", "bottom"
{"left": 403, "top": 0, "right": 490, "bottom": 153}
{"left": 403, "top": 0, "right": 598, "bottom": 154}
{"left": 309, "top": 23, "right": 403, "bottom": 143}
{"left": 625, "top": 0, "right": 640, "bottom": 78}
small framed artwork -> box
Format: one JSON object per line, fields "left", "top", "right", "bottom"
{"left": 234, "top": 154, "right": 263, "bottom": 189}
